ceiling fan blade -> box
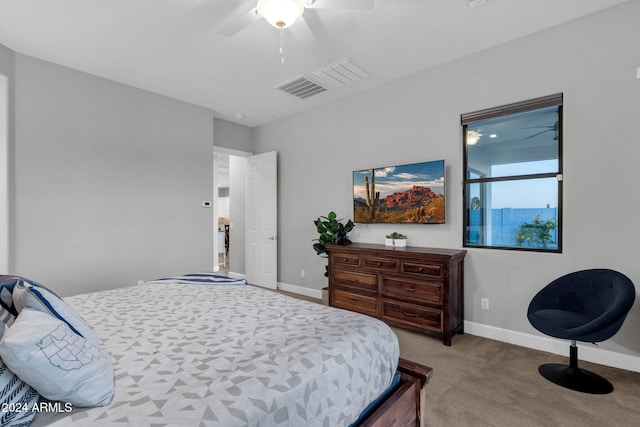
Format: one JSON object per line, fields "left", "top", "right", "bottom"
{"left": 304, "top": 0, "right": 375, "bottom": 10}
{"left": 288, "top": 14, "right": 318, "bottom": 48}
{"left": 218, "top": 5, "right": 261, "bottom": 36}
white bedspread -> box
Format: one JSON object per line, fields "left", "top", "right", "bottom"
{"left": 32, "top": 283, "right": 399, "bottom": 426}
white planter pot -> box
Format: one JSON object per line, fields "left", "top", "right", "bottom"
{"left": 385, "top": 238, "right": 407, "bottom": 247}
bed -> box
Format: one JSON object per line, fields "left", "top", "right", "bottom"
{"left": 0, "top": 273, "right": 432, "bottom": 426}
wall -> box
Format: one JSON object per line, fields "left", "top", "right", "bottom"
{"left": 12, "top": 54, "right": 216, "bottom": 296}
{"left": 213, "top": 118, "right": 254, "bottom": 153}
{"left": 253, "top": 1, "right": 640, "bottom": 363}
{"left": 0, "top": 44, "right": 12, "bottom": 274}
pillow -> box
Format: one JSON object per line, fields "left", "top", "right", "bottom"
{"left": 0, "top": 355, "right": 40, "bottom": 427}
{"left": 0, "top": 275, "right": 68, "bottom": 320}
{"left": 0, "top": 305, "right": 15, "bottom": 326}
{"left": 0, "top": 308, "right": 114, "bottom": 407}
{"left": 12, "top": 280, "right": 99, "bottom": 346}
{"left": 0, "top": 275, "right": 25, "bottom": 317}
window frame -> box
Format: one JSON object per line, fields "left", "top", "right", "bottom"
{"left": 462, "top": 94, "right": 563, "bottom": 253}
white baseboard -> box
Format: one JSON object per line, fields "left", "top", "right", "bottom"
{"left": 277, "top": 282, "right": 323, "bottom": 300}
{"left": 465, "top": 321, "right": 640, "bottom": 373}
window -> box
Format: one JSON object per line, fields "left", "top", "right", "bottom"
{"left": 462, "top": 94, "right": 562, "bottom": 252}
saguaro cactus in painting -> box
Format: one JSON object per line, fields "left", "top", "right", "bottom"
{"left": 364, "top": 169, "right": 380, "bottom": 221}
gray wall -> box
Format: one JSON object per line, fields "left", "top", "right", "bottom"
{"left": 253, "top": 2, "right": 640, "bottom": 358}
{"left": 213, "top": 118, "right": 254, "bottom": 153}
{"left": 0, "top": 45, "right": 14, "bottom": 273}
{"left": 11, "top": 54, "right": 216, "bottom": 296}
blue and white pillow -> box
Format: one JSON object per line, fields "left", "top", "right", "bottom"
{"left": 0, "top": 275, "right": 65, "bottom": 318}
{"left": 0, "top": 308, "right": 114, "bottom": 408}
{"left": 0, "top": 352, "right": 40, "bottom": 427}
{"left": 0, "top": 305, "right": 14, "bottom": 326}
{"left": 0, "top": 275, "right": 26, "bottom": 317}
{"left": 12, "top": 280, "right": 99, "bottom": 346}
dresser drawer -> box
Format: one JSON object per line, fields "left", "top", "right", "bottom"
{"left": 401, "top": 261, "right": 442, "bottom": 277}
{"left": 332, "top": 270, "right": 377, "bottom": 291}
{"left": 382, "top": 277, "right": 442, "bottom": 305}
{"left": 333, "top": 288, "right": 378, "bottom": 317}
{"left": 363, "top": 256, "right": 399, "bottom": 272}
{"left": 332, "top": 252, "right": 361, "bottom": 268}
{"left": 326, "top": 243, "right": 466, "bottom": 346}
{"left": 382, "top": 300, "right": 442, "bottom": 333}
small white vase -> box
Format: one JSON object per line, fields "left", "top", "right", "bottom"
{"left": 394, "top": 239, "right": 407, "bottom": 247}
{"left": 385, "top": 238, "right": 407, "bottom": 247}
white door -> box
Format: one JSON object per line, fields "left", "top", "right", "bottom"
{"left": 246, "top": 151, "right": 277, "bottom": 289}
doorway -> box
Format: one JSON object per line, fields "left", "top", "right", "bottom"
{"left": 216, "top": 153, "right": 230, "bottom": 275}
{"left": 213, "top": 147, "right": 251, "bottom": 278}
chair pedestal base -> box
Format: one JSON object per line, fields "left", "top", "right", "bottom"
{"left": 538, "top": 363, "right": 613, "bottom": 394}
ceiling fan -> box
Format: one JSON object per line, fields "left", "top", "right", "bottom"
{"left": 524, "top": 120, "right": 559, "bottom": 140}
{"left": 218, "top": 0, "right": 375, "bottom": 37}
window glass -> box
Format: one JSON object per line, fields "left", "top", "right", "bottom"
{"left": 463, "top": 95, "right": 562, "bottom": 252}
{"left": 466, "top": 107, "right": 559, "bottom": 179}
{"left": 465, "top": 178, "right": 559, "bottom": 250}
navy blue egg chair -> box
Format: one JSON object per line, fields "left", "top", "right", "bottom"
{"left": 527, "top": 269, "right": 635, "bottom": 394}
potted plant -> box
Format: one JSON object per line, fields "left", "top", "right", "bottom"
{"left": 385, "top": 232, "right": 407, "bottom": 247}
{"left": 313, "top": 211, "right": 355, "bottom": 304}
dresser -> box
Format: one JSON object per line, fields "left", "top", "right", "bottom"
{"left": 326, "top": 243, "right": 467, "bottom": 346}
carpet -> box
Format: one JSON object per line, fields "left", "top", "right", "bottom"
{"left": 393, "top": 328, "right": 640, "bottom": 427}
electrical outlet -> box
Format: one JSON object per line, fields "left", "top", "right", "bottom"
{"left": 481, "top": 298, "right": 490, "bottom": 310}
{"left": 300, "top": 269, "right": 305, "bottom": 278}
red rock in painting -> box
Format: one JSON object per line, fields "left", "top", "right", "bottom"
{"left": 382, "top": 186, "right": 440, "bottom": 209}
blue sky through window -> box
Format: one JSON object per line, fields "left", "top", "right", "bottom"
{"left": 490, "top": 160, "right": 558, "bottom": 208}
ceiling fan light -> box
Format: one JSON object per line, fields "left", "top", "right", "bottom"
{"left": 466, "top": 130, "right": 482, "bottom": 145}
{"left": 257, "top": 0, "right": 304, "bottom": 29}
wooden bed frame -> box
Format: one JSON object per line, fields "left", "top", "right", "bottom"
{"left": 359, "top": 358, "right": 433, "bottom": 427}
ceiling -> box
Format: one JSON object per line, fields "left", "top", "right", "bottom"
{"left": 0, "top": 0, "right": 627, "bottom": 127}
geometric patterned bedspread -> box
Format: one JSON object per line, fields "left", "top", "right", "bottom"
{"left": 31, "top": 282, "right": 399, "bottom": 426}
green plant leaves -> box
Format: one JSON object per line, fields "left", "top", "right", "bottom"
{"left": 312, "top": 211, "right": 355, "bottom": 276}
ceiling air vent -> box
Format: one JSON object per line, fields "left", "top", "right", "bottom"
{"left": 276, "top": 76, "right": 327, "bottom": 100}
{"left": 311, "top": 57, "right": 371, "bottom": 89}
{"left": 466, "top": 0, "right": 492, "bottom": 8}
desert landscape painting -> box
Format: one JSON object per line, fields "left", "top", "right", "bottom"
{"left": 353, "top": 160, "right": 445, "bottom": 224}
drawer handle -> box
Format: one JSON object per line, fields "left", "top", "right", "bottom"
{"left": 376, "top": 262, "right": 382, "bottom": 266}
{"left": 418, "top": 267, "right": 424, "bottom": 272}
{"left": 343, "top": 258, "right": 350, "bottom": 262}
{"left": 350, "top": 298, "right": 359, "bottom": 303}
{"left": 348, "top": 278, "right": 358, "bottom": 282}
{"left": 405, "top": 287, "right": 417, "bottom": 292}
{"left": 403, "top": 311, "right": 418, "bottom": 318}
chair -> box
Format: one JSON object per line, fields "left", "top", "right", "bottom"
{"left": 527, "top": 269, "right": 635, "bottom": 394}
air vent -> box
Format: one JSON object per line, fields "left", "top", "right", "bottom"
{"left": 276, "top": 77, "right": 327, "bottom": 100}
{"left": 311, "top": 57, "right": 372, "bottom": 89}
{"left": 466, "top": 0, "right": 492, "bottom": 8}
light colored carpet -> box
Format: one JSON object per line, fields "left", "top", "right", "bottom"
{"left": 276, "top": 289, "right": 640, "bottom": 426}
{"left": 394, "top": 327, "right": 640, "bottom": 427}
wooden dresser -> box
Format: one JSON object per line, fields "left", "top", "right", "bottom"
{"left": 326, "top": 243, "right": 467, "bottom": 346}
